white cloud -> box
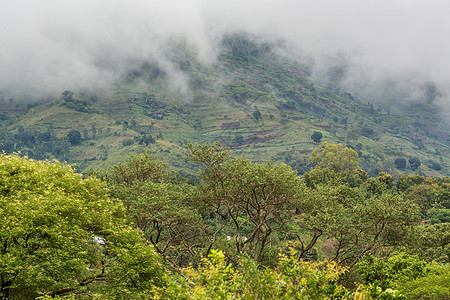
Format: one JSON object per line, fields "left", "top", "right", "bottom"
{"left": 1, "top": 0, "right": 449, "bottom": 115}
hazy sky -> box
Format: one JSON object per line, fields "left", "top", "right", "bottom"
{"left": 1, "top": 0, "right": 450, "bottom": 114}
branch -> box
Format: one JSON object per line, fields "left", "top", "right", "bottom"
{"left": 50, "top": 273, "right": 107, "bottom": 296}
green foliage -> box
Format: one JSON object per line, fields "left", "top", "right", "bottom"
{"left": 404, "top": 179, "right": 450, "bottom": 216}
{"left": 188, "top": 143, "right": 301, "bottom": 263}
{"left": 426, "top": 208, "right": 450, "bottom": 224}
{"left": 428, "top": 162, "right": 442, "bottom": 171}
{"left": 415, "top": 223, "right": 450, "bottom": 263}
{"left": 396, "top": 265, "right": 450, "bottom": 300}
{"left": 357, "top": 252, "right": 450, "bottom": 299}
{"left": 394, "top": 158, "right": 406, "bottom": 170}
{"left": 61, "top": 91, "right": 98, "bottom": 114}
{"left": 304, "top": 142, "right": 365, "bottom": 188}
{"left": 408, "top": 157, "right": 421, "bottom": 170}
{"left": 354, "top": 284, "right": 406, "bottom": 300}
{"left": 356, "top": 253, "right": 429, "bottom": 290}
{"left": 67, "top": 130, "right": 82, "bottom": 146}
{"left": 311, "top": 142, "right": 359, "bottom": 173}
{"left": 294, "top": 184, "right": 418, "bottom": 268}
{"left": 311, "top": 131, "right": 323, "bottom": 143}
{"left": 159, "top": 248, "right": 351, "bottom": 300}
{"left": 93, "top": 151, "right": 168, "bottom": 185}
{"left": 395, "top": 174, "right": 425, "bottom": 192}
{"left": 94, "top": 151, "right": 204, "bottom": 267}
{"left": 0, "top": 153, "right": 164, "bottom": 299}
{"left": 252, "top": 106, "right": 261, "bottom": 121}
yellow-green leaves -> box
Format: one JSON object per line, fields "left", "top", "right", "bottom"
{"left": 161, "top": 247, "right": 350, "bottom": 300}
{"left": 311, "top": 142, "right": 359, "bottom": 172}
{"left": 0, "top": 153, "right": 164, "bottom": 299}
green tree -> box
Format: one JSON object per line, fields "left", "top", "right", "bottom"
{"left": 404, "top": 179, "right": 449, "bottom": 216}
{"left": 310, "top": 142, "right": 359, "bottom": 172}
{"left": 356, "top": 252, "right": 450, "bottom": 299}
{"left": 429, "top": 162, "right": 442, "bottom": 171}
{"left": 61, "top": 90, "right": 74, "bottom": 102}
{"left": 415, "top": 223, "right": 450, "bottom": 263}
{"left": 187, "top": 143, "right": 301, "bottom": 263}
{"left": 91, "top": 124, "right": 96, "bottom": 139}
{"left": 303, "top": 142, "right": 365, "bottom": 188}
{"left": 0, "top": 153, "right": 164, "bottom": 299}
{"left": 293, "top": 184, "right": 418, "bottom": 268}
{"left": 395, "top": 174, "right": 425, "bottom": 192}
{"left": 67, "top": 130, "right": 82, "bottom": 146}
{"left": 394, "top": 158, "right": 407, "bottom": 170}
{"left": 159, "top": 247, "right": 406, "bottom": 300}
{"left": 396, "top": 265, "right": 450, "bottom": 299}
{"left": 408, "top": 157, "right": 421, "bottom": 171}
{"left": 311, "top": 131, "right": 323, "bottom": 143}
{"left": 356, "top": 253, "right": 429, "bottom": 290}
{"left": 298, "top": 143, "right": 418, "bottom": 268}
{"left": 426, "top": 208, "right": 450, "bottom": 224}
{"left": 252, "top": 106, "right": 261, "bottom": 121}
{"left": 93, "top": 152, "right": 205, "bottom": 267}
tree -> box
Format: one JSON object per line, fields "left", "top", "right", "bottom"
{"left": 187, "top": 143, "right": 301, "bottom": 263}
{"left": 356, "top": 252, "right": 450, "bottom": 299}
{"left": 356, "top": 253, "right": 430, "bottom": 290}
{"left": 91, "top": 124, "right": 97, "bottom": 139}
{"left": 235, "top": 134, "right": 244, "bottom": 145}
{"left": 93, "top": 152, "right": 205, "bottom": 267}
{"left": 310, "top": 131, "right": 323, "bottom": 143}
{"left": 0, "top": 153, "right": 165, "bottom": 299}
{"left": 67, "top": 130, "right": 82, "bottom": 146}
{"left": 395, "top": 174, "right": 425, "bottom": 192}
{"left": 429, "top": 162, "right": 442, "bottom": 171}
{"left": 415, "top": 223, "right": 450, "bottom": 263}
{"left": 293, "top": 184, "right": 419, "bottom": 268}
{"left": 408, "top": 157, "right": 421, "bottom": 171}
{"left": 61, "top": 90, "right": 74, "bottom": 102}
{"left": 303, "top": 142, "right": 365, "bottom": 188}
{"left": 310, "top": 142, "right": 359, "bottom": 172}
{"left": 160, "top": 248, "right": 348, "bottom": 299}
{"left": 252, "top": 106, "right": 261, "bottom": 121}
{"left": 298, "top": 143, "right": 418, "bottom": 268}
{"left": 394, "top": 158, "right": 407, "bottom": 169}
{"left": 404, "top": 181, "right": 449, "bottom": 216}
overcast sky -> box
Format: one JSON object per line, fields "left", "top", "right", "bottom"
{"left": 1, "top": 0, "right": 449, "bottom": 114}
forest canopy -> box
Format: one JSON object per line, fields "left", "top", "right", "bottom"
{"left": 1, "top": 142, "right": 449, "bottom": 299}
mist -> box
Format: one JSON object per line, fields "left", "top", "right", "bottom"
{"left": 1, "top": 0, "right": 450, "bottom": 115}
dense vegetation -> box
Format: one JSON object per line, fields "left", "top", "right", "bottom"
{"left": 1, "top": 142, "right": 448, "bottom": 299}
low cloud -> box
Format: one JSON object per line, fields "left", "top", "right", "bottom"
{"left": 1, "top": 0, "right": 449, "bottom": 116}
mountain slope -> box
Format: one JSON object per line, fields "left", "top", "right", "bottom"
{"left": 1, "top": 34, "right": 449, "bottom": 176}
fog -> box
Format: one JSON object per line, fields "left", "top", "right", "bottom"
{"left": 1, "top": 0, "right": 450, "bottom": 115}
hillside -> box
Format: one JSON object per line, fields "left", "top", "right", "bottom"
{"left": 1, "top": 34, "right": 449, "bottom": 177}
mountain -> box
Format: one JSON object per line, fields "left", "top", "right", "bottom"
{"left": 1, "top": 34, "right": 449, "bottom": 177}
